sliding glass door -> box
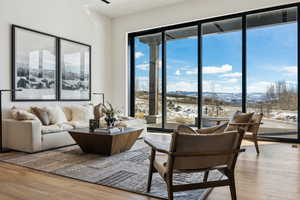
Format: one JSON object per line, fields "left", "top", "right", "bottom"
{"left": 246, "top": 7, "right": 298, "bottom": 139}
{"left": 165, "top": 26, "right": 198, "bottom": 129}
{"left": 129, "top": 3, "right": 300, "bottom": 142}
{"left": 202, "top": 18, "right": 242, "bottom": 127}
{"left": 134, "top": 33, "right": 163, "bottom": 128}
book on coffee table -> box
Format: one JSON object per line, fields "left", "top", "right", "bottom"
{"left": 95, "top": 127, "right": 121, "bottom": 134}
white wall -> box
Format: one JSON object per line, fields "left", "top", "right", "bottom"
{"left": 0, "top": 0, "right": 112, "bottom": 117}
{"left": 111, "top": 0, "right": 299, "bottom": 114}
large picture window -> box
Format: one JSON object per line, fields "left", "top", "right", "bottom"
{"left": 129, "top": 3, "right": 300, "bottom": 142}
{"left": 246, "top": 7, "right": 298, "bottom": 139}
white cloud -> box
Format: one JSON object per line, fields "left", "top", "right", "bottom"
{"left": 167, "top": 81, "right": 197, "bottom": 92}
{"left": 135, "top": 52, "right": 144, "bottom": 59}
{"left": 220, "top": 72, "right": 242, "bottom": 78}
{"left": 247, "top": 81, "right": 272, "bottom": 93}
{"left": 186, "top": 69, "right": 197, "bottom": 75}
{"left": 281, "top": 66, "right": 297, "bottom": 76}
{"left": 226, "top": 78, "right": 239, "bottom": 83}
{"left": 203, "top": 64, "right": 232, "bottom": 74}
{"left": 202, "top": 80, "right": 241, "bottom": 93}
{"left": 136, "top": 76, "right": 148, "bottom": 81}
{"left": 136, "top": 76, "right": 148, "bottom": 91}
{"left": 185, "top": 64, "right": 232, "bottom": 75}
{"left": 175, "top": 70, "right": 181, "bottom": 76}
{"left": 136, "top": 61, "right": 162, "bottom": 71}
{"left": 136, "top": 63, "right": 149, "bottom": 71}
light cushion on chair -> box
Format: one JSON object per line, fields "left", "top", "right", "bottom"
{"left": 247, "top": 113, "right": 263, "bottom": 133}
{"left": 44, "top": 106, "right": 68, "bottom": 125}
{"left": 176, "top": 125, "right": 198, "bottom": 134}
{"left": 153, "top": 154, "right": 168, "bottom": 178}
{"left": 196, "top": 122, "right": 228, "bottom": 134}
{"left": 225, "top": 111, "right": 254, "bottom": 132}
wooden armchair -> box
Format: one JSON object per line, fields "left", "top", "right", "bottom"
{"left": 182, "top": 111, "right": 263, "bottom": 154}
{"left": 244, "top": 113, "right": 263, "bottom": 154}
{"left": 145, "top": 129, "right": 245, "bottom": 200}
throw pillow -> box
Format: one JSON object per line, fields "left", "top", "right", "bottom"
{"left": 225, "top": 111, "right": 254, "bottom": 132}
{"left": 62, "top": 107, "right": 73, "bottom": 121}
{"left": 44, "top": 106, "right": 68, "bottom": 125}
{"left": 71, "top": 105, "right": 94, "bottom": 122}
{"left": 11, "top": 106, "right": 40, "bottom": 121}
{"left": 31, "top": 107, "right": 50, "bottom": 125}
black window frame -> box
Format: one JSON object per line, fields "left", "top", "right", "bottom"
{"left": 128, "top": 2, "right": 300, "bottom": 143}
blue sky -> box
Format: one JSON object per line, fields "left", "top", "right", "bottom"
{"left": 135, "top": 22, "right": 297, "bottom": 94}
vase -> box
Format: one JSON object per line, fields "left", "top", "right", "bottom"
{"left": 105, "top": 117, "right": 116, "bottom": 128}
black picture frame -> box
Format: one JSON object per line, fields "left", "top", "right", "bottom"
{"left": 12, "top": 25, "right": 59, "bottom": 101}
{"left": 11, "top": 25, "right": 92, "bottom": 102}
{"left": 59, "top": 39, "right": 92, "bottom": 101}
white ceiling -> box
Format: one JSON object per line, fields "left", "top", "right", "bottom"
{"left": 80, "top": 0, "right": 189, "bottom": 18}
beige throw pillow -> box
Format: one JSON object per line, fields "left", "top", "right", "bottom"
{"left": 31, "top": 107, "right": 50, "bottom": 126}
{"left": 44, "top": 106, "right": 68, "bottom": 125}
{"left": 63, "top": 107, "right": 73, "bottom": 121}
{"left": 71, "top": 105, "right": 94, "bottom": 122}
{"left": 11, "top": 107, "right": 39, "bottom": 121}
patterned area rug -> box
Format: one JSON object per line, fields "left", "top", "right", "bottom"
{"left": 0, "top": 139, "right": 223, "bottom": 200}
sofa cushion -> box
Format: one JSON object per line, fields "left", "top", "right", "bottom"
{"left": 11, "top": 107, "right": 40, "bottom": 121}
{"left": 45, "top": 106, "right": 68, "bottom": 125}
{"left": 67, "top": 121, "right": 89, "bottom": 129}
{"left": 71, "top": 105, "right": 94, "bottom": 122}
{"left": 63, "top": 107, "right": 73, "bottom": 121}
{"left": 31, "top": 107, "right": 50, "bottom": 126}
{"left": 41, "top": 125, "right": 61, "bottom": 135}
{"left": 41, "top": 123, "right": 74, "bottom": 135}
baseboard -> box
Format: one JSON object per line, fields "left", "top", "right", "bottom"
{"left": 0, "top": 148, "right": 12, "bottom": 153}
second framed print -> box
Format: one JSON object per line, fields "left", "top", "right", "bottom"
{"left": 59, "top": 39, "right": 91, "bottom": 101}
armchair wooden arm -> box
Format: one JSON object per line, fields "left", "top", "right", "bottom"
{"left": 229, "top": 122, "right": 263, "bottom": 126}
{"left": 208, "top": 118, "right": 230, "bottom": 125}
{"left": 144, "top": 139, "right": 171, "bottom": 155}
{"left": 172, "top": 149, "right": 246, "bottom": 157}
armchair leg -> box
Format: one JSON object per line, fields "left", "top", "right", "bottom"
{"left": 147, "top": 149, "right": 155, "bottom": 192}
{"left": 166, "top": 176, "right": 174, "bottom": 200}
{"left": 167, "top": 185, "right": 173, "bottom": 200}
{"left": 228, "top": 172, "right": 237, "bottom": 200}
{"left": 254, "top": 138, "right": 260, "bottom": 154}
{"left": 203, "top": 170, "right": 209, "bottom": 182}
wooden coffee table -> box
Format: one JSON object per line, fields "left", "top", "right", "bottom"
{"left": 69, "top": 128, "right": 143, "bottom": 156}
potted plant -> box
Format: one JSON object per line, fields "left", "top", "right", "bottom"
{"left": 101, "top": 102, "right": 120, "bottom": 128}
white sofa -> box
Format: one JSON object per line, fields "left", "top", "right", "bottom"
{"left": 3, "top": 106, "right": 147, "bottom": 153}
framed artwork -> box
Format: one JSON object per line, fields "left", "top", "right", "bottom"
{"left": 59, "top": 39, "right": 91, "bottom": 101}
{"left": 12, "top": 25, "right": 58, "bottom": 101}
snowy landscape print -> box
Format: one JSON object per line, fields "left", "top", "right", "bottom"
{"left": 60, "top": 40, "right": 90, "bottom": 100}
{"left": 14, "top": 27, "right": 57, "bottom": 100}
{"left": 134, "top": 14, "right": 298, "bottom": 137}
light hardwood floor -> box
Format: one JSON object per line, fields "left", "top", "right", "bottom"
{"left": 0, "top": 142, "right": 299, "bottom": 200}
